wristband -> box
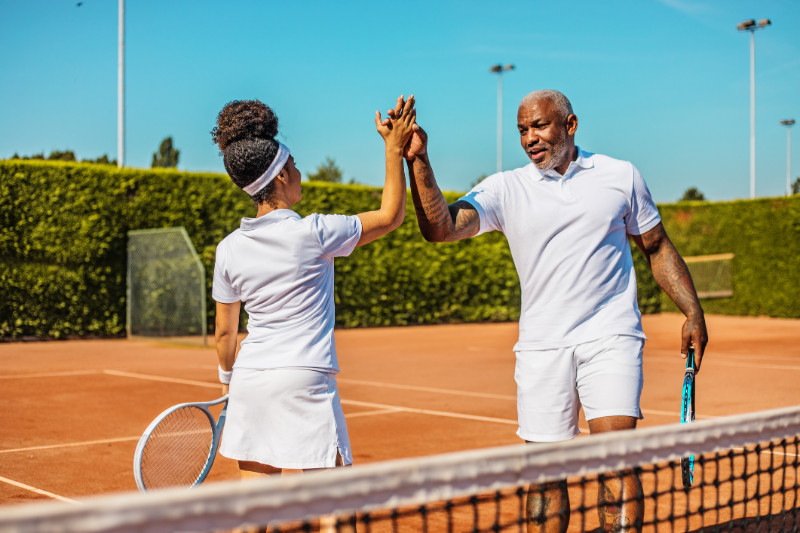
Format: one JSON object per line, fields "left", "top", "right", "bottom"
{"left": 218, "top": 366, "right": 233, "bottom": 385}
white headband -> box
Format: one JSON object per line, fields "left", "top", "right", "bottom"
{"left": 242, "top": 142, "right": 291, "bottom": 196}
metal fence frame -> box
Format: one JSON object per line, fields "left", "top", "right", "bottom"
{"left": 126, "top": 227, "right": 207, "bottom": 346}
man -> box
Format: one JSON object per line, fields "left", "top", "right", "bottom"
{"left": 400, "top": 90, "right": 708, "bottom": 532}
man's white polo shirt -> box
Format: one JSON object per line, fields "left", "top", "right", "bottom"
{"left": 460, "top": 148, "right": 661, "bottom": 350}
{"left": 212, "top": 209, "right": 362, "bottom": 372}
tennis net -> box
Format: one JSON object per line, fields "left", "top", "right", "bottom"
{"left": 1, "top": 405, "right": 799, "bottom": 532}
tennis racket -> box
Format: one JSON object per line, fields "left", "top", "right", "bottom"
{"left": 680, "top": 347, "right": 696, "bottom": 489}
{"left": 133, "top": 395, "right": 228, "bottom": 493}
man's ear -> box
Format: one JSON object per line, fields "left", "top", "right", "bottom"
{"left": 566, "top": 114, "right": 578, "bottom": 136}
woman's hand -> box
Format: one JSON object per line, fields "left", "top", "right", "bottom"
{"left": 375, "top": 95, "right": 416, "bottom": 151}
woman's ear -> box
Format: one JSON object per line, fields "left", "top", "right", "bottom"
{"left": 275, "top": 168, "right": 289, "bottom": 185}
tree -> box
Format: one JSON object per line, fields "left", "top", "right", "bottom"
{"left": 82, "top": 154, "right": 117, "bottom": 166}
{"left": 151, "top": 137, "right": 179, "bottom": 168}
{"left": 679, "top": 187, "right": 705, "bottom": 202}
{"left": 8, "top": 151, "right": 114, "bottom": 165}
{"left": 307, "top": 157, "right": 343, "bottom": 183}
{"left": 47, "top": 150, "right": 77, "bottom": 161}
{"left": 469, "top": 174, "right": 488, "bottom": 190}
{"left": 792, "top": 178, "right": 800, "bottom": 195}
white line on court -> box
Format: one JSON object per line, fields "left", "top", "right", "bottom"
{"left": 345, "top": 408, "right": 404, "bottom": 419}
{"left": 643, "top": 409, "right": 715, "bottom": 420}
{"left": 0, "top": 436, "right": 141, "bottom": 455}
{"left": 102, "top": 370, "right": 522, "bottom": 427}
{"left": 337, "top": 378, "right": 516, "bottom": 401}
{"left": 645, "top": 350, "right": 800, "bottom": 369}
{"left": 712, "top": 360, "right": 800, "bottom": 371}
{"left": 0, "top": 475, "right": 82, "bottom": 505}
{"left": 0, "top": 370, "right": 100, "bottom": 379}
{"left": 339, "top": 377, "right": 702, "bottom": 420}
{"left": 103, "top": 369, "right": 219, "bottom": 389}
{"left": 341, "top": 399, "right": 518, "bottom": 426}
{"left": 102, "top": 370, "right": 721, "bottom": 428}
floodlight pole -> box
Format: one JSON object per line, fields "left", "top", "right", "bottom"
{"left": 781, "top": 119, "right": 795, "bottom": 197}
{"left": 737, "top": 18, "right": 771, "bottom": 198}
{"left": 118, "top": 0, "right": 125, "bottom": 168}
{"left": 490, "top": 64, "right": 515, "bottom": 173}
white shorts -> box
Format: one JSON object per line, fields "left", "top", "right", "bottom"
{"left": 220, "top": 368, "right": 352, "bottom": 469}
{"left": 515, "top": 334, "right": 644, "bottom": 443}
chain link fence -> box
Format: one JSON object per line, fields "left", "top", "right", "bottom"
{"left": 127, "top": 227, "right": 207, "bottom": 345}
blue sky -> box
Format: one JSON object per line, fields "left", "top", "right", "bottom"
{"left": 1, "top": 0, "right": 798, "bottom": 202}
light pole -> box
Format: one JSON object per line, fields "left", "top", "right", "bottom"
{"left": 737, "top": 18, "right": 771, "bottom": 198}
{"left": 490, "top": 64, "right": 515, "bottom": 173}
{"left": 118, "top": 0, "right": 125, "bottom": 168}
{"left": 781, "top": 119, "right": 795, "bottom": 196}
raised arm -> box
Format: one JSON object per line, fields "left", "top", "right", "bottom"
{"left": 356, "top": 95, "right": 416, "bottom": 247}
{"left": 631, "top": 223, "right": 708, "bottom": 371}
{"left": 404, "top": 126, "right": 480, "bottom": 242}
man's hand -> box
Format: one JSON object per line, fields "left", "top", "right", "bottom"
{"left": 681, "top": 313, "right": 708, "bottom": 373}
{"left": 404, "top": 124, "right": 427, "bottom": 160}
{"left": 386, "top": 108, "right": 427, "bottom": 161}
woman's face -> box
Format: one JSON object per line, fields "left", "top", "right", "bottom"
{"left": 283, "top": 156, "right": 302, "bottom": 205}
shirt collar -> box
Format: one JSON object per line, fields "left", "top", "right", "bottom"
{"left": 533, "top": 146, "right": 594, "bottom": 181}
{"left": 240, "top": 209, "right": 301, "bottom": 231}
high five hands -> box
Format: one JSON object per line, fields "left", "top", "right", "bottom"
{"left": 376, "top": 95, "right": 417, "bottom": 149}
{"left": 380, "top": 96, "right": 427, "bottom": 161}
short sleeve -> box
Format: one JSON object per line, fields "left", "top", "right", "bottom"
{"left": 626, "top": 165, "right": 661, "bottom": 235}
{"left": 212, "top": 240, "right": 240, "bottom": 303}
{"left": 311, "top": 213, "right": 363, "bottom": 258}
{"left": 458, "top": 175, "right": 504, "bottom": 235}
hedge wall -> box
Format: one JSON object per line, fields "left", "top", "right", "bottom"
{"left": 657, "top": 198, "right": 799, "bottom": 317}
{"left": 0, "top": 160, "right": 522, "bottom": 339}
{"left": 1, "top": 160, "right": 796, "bottom": 340}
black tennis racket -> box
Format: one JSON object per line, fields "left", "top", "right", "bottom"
{"left": 133, "top": 395, "right": 228, "bottom": 493}
{"left": 680, "top": 347, "right": 695, "bottom": 489}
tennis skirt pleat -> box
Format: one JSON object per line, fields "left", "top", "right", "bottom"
{"left": 219, "top": 368, "right": 352, "bottom": 469}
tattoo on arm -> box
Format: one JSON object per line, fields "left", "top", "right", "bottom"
{"left": 637, "top": 224, "right": 702, "bottom": 317}
{"left": 407, "top": 156, "right": 479, "bottom": 242}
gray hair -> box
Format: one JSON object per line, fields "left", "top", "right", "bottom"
{"left": 519, "top": 90, "right": 574, "bottom": 118}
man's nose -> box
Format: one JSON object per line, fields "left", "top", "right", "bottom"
{"left": 523, "top": 130, "right": 538, "bottom": 146}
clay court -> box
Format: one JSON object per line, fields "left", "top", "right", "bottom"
{"left": 1, "top": 312, "right": 798, "bottom": 513}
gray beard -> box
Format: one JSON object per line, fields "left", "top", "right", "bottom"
{"left": 533, "top": 131, "right": 569, "bottom": 171}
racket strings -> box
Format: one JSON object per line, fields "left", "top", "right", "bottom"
{"left": 141, "top": 406, "right": 214, "bottom": 489}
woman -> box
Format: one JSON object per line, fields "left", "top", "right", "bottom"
{"left": 211, "top": 95, "right": 416, "bottom": 481}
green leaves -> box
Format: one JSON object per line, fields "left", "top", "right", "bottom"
{"left": 3, "top": 159, "right": 796, "bottom": 340}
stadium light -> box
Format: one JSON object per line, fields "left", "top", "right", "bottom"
{"left": 737, "top": 18, "right": 771, "bottom": 198}
{"left": 781, "top": 119, "right": 795, "bottom": 197}
{"left": 118, "top": 0, "right": 125, "bottom": 168}
{"left": 490, "top": 64, "right": 515, "bottom": 173}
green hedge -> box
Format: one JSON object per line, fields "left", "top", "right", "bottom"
{"left": 657, "top": 198, "right": 800, "bottom": 317}
{"left": 1, "top": 160, "right": 796, "bottom": 340}
{"left": 0, "top": 160, "right": 522, "bottom": 339}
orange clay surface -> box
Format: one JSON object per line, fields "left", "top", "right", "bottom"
{"left": 0, "top": 313, "right": 798, "bottom": 510}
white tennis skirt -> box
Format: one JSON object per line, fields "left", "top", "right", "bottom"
{"left": 219, "top": 368, "right": 352, "bottom": 469}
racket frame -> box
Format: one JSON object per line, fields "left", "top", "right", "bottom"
{"left": 133, "top": 395, "right": 228, "bottom": 493}
{"left": 680, "top": 348, "right": 696, "bottom": 489}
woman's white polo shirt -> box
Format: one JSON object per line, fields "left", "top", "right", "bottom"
{"left": 212, "top": 209, "right": 362, "bottom": 372}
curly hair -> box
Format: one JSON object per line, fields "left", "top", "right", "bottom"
{"left": 211, "top": 100, "right": 282, "bottom": 207}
